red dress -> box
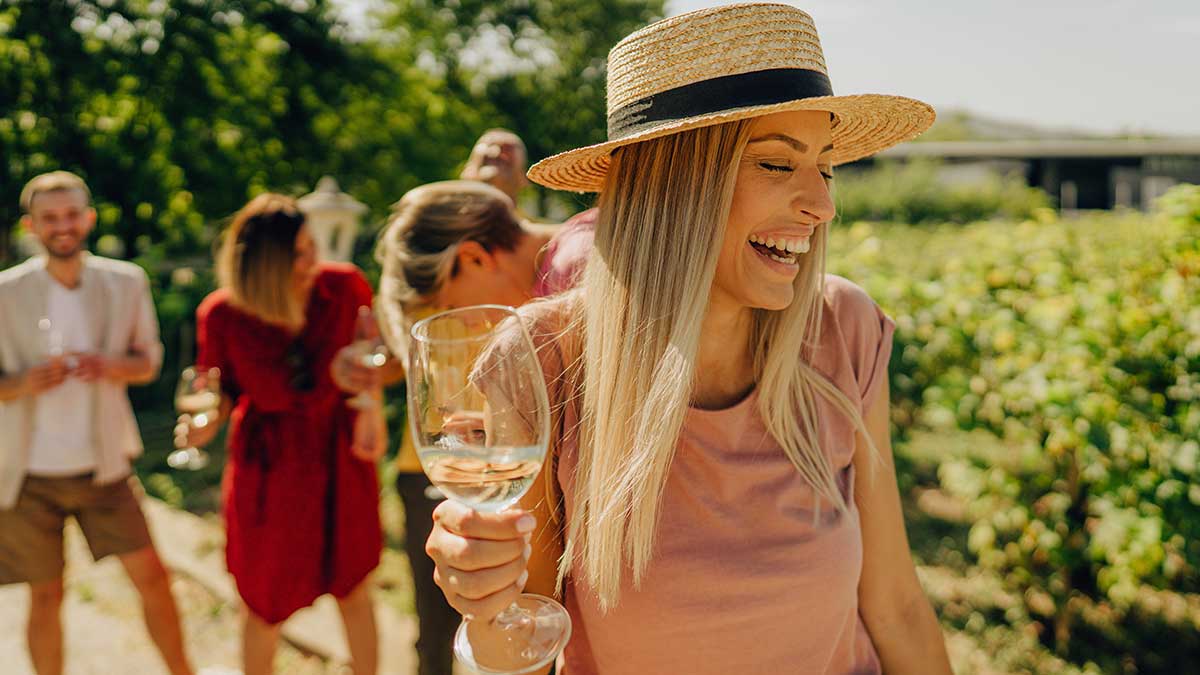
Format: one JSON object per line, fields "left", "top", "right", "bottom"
{"left": 196, "top": 263, "right": 382, "bottom": 624}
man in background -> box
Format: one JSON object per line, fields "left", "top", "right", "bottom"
{"left": 460, "top": 128, "right": 530, "bottom": 207}
{"left": 460, "top": 128, "right": 597, "bottom": 293}
{"left": 0, "top": 171, "right": 194, "bottom": 675}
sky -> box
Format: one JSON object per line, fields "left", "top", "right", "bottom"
{"left": 671, "top": 1, "right": 1200, "bottom": 137}
{"left": 336, "top": 0, "right": 1200, "bottom": 136}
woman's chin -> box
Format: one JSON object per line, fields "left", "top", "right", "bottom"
{"left": 742, "top": 287, "right": 795, "bottom": 312}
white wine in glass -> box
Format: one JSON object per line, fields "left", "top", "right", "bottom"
{"left": 408, "top": 305, "right": 570, "bottom": 674}
{"left": 170, "top": 366, "right": 221, "bottom": 470}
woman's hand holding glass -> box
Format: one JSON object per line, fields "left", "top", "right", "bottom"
{"left": 428, "top": 500, "right": 537, "bottom": 620}
{"left": 409, "top": 305, "right": 569, "bottom": 674}
{"left": 170, "top": 366, "right": 222, "bottom": 470}
{"left": 345, "top": 307, "right": 390, "bottom": 410}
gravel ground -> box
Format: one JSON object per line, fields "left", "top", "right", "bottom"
{"left": 0, "top": 522, "right": 336, "bottom": 675}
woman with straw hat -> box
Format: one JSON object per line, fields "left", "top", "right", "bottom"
{"left": 422, "top": 3, "right": 953, "bottom": 673}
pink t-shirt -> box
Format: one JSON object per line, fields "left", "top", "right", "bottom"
{"left": 532, "top": 208, "right": 596, "bottom": 298}
{"left": 518, "top": 274, "right": 895, "bottom": 675}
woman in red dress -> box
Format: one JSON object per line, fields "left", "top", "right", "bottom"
{"left": 187, "top": 193, "right": 386, "bottom": 675}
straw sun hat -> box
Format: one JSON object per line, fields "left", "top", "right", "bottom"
{"left": 528, "top": 2, "right": 935, "bottom": 193}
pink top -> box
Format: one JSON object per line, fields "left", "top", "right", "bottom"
{"left": 532, "top": 208, "right": 597, "bottom": 297}
{"left": 521, "top": 274, "right": 895, "bottom": 675}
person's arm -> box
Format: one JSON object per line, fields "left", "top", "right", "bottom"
{"left": 854, "top": 380, "right": 953, "bottom": 674}
{"left": 0, "top": 363, "right": 68, "bottom": 402}
{"left": 0, "top": 372, "right": 21, "bottom": 401}
{"left": 74, "top": 270, "right": 163, "bottom": 385}
{"left": 350, "top": 391, "right": 389, "bottom": 462}
{"left": 73, "top": 351, "right": 156, "bottom": 384}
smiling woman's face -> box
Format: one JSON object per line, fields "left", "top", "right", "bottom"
{"left": 713, "top": 110, "right": 835, "bottom": 312}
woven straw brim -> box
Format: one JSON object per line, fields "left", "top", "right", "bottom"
{"left": 528, "top": 94, "right": 935, "bottom": 193}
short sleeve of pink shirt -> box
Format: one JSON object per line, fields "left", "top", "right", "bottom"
{"left": 532, "top": 208, "right": 597, "bottom": 298}
{"left": 516, "top": 275, "right": 896, "bottom": 675}
{"left": 822, "top": 274, "right": 897, "bottom": 415}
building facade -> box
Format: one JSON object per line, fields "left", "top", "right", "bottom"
{"left": 856, "top": 139, "right": 1200, "bottom": 210}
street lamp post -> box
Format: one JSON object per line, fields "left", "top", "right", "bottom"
{"left": 297, "top": 176, "right": 368, "bottom": 262}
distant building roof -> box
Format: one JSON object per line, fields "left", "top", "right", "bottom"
{"left": 878, "top": 139, "right": 1200, "bottom": 160}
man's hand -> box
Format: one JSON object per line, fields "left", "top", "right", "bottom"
{"left": 70, "top": 352, "right": 110, "bottom": 382}
{"left": 23, "top": 361, "right": 69, "bottom": 395}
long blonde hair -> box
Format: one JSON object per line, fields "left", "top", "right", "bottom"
{"left": 563, "top": 120, "right": 876, "bottom": 610}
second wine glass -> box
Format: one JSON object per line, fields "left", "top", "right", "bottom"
{"left": 170, "top": 366, "right": 221, "bottom": 470}
{"left": 347, "top": 308, "right": 389, "bottom": 410}
{"left": 408, "top": 305, "right": 570, "bottom": 675}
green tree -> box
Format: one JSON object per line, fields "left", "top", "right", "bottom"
{"left": 377, "top": 0, "right": 665, "bottom": 212}
{"left": 0, "top": 0, "right": 480, "bottom": 265}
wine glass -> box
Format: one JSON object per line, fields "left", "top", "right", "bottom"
{"left": 38, "top": 317, "right": 63, "bottom": 357}
{"left": 346, "top": 306, "right": 389, "bottom": 410}
{"left": 38, "top": 317, "right": 78, "bottom": 375}
{"left": 170, "top": 366, "right": 221, "bottom": 470}
{"left": 408, "top": 305, "right": 571, "bottom": 674}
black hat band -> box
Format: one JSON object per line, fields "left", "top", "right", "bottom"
{"left": 607, "top": 68, "right": 834, "bottom": 140}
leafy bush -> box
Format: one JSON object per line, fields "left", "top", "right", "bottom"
{"left": 828, "top": 190, "right": 1200, "bottom": 668}
{"left": 833, "top": 158, "right": 1053, "bottom": 224}
{"left": 1155, "top": 183, "right": 1200, "bottom": 224}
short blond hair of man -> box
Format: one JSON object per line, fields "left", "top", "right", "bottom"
{"left": 19, "top": 171, "right": 92, "bottom": 214}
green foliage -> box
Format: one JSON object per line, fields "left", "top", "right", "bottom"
{"left": 829, "top": 192, "right": 1200, "bottom": 667}
{"left": 1, "top": 0, "right": 659, "bottom": 414}
{"left": 378, "top": 0, "right": 665, "bottom": 213}
{"left": 833, "top": 159, "right": 1053, "bottom": 224}
{"left": 1155, "top": 183, "right": 1200, "bottom": 224}
{"left": 0, "top": 0, "right": 662, "bottom": 270}
{"left": 0, "top": 0, "right": 487, "bottom": 266}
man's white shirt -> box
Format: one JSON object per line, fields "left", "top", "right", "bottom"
{"left": 27, "top": 280, "right": 97, "bottom": 476}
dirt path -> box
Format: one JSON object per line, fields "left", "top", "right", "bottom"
{"left": 0, "top": 522, "right": 334, "bottom": 675}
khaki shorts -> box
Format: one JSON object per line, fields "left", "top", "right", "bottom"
{"left": 0, "top": 474, "right": 153, "bottom": 585}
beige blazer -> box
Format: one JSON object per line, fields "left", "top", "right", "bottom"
{"left": 0, "top": 254, "right": 163, "bottom": 508}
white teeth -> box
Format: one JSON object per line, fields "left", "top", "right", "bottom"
{"left": 748, "top": 234, "right": 811, "bottom": 257}
{"left": 768, "top": 252, "right": 796, "bottom": 264}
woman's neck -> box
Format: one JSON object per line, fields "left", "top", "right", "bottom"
{"left": 692, "top": 294, "right": 756, "bottom": 410}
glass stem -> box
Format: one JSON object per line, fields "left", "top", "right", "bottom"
{"left": 493, "top": 601, "right": 531, "bottom": 631}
